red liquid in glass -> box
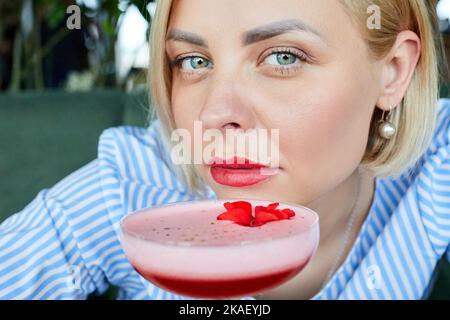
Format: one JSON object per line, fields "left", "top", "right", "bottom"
{"left": 134, "top": 262, "right": 307, "bottom": 299}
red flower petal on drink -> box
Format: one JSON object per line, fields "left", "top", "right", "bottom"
{"left": 217, "top": 201, "right": 295, "bottom": 227}
{"left": 254, "top": 203, "right": 296, "bottom": 225}
{"left": 255, "top": 203, "right": 279, "bottom": 214}
{"left": 280, "top": 208, "right": 295, "bottom": 218}
{"left": 267, "top": 203, "right": 279, "bottom": 210}
{"left": 217, "top": 208, "right": 252, "bottom": 226}
{"left": 273, "top": 210, "right": 290, "bottom": 219}
{"left": 223, "top": 201, "right": 252, "bottom": 215}
{"left": 253, "top": 211, "right": 279, "bottom": 227}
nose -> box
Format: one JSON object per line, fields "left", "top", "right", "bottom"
{"left": 199, "top": 72, "right": 255, "bottom": 133}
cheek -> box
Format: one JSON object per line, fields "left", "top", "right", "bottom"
{"left": 283, "top": 97, "right": 369, "bottom": 167}
{"left": 171, "top": 85, "right": 186, "bottom": 128}
{"left": 265, "top": 74, "right": 375, "bottom": 184}
{"left": 171, "top": 82, "right": 200, "bottom": 130}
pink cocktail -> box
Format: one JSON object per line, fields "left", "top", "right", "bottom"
{"left": 119, "top": 199, "right": 319, "bottom": 299}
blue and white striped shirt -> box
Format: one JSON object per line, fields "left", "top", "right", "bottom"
{"left": 1, "top": 99, "right": 449, "bottom": 300}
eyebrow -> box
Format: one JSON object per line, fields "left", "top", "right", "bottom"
{"left": 166, "top": 19, "right": 324, "bottom": 49}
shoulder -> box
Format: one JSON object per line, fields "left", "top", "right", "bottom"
{"left": 414, "top": 98, "right": 450, "bottom": 177}
{"left": 96, "top": 120, "right": 206, "bottom": 215}
{"left": 43, "top": 119, "right": 191, "bottom": 227}
{"left": 425, "top": 98, "right": 450, "bottom": 158}
{"left": 412, "top": 98, "right": 450, "bottom": 255}
{"left": 418, "top": 98, "right": 450, "bottom": 177}
{"left": 402, "top": 98, "right": 450, "bottom": 180}
{"left": 97, "top": 120, "right": 188, "bottom": 192}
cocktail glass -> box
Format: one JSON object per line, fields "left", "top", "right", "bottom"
{"left": 119, "top": 199, "right": 319, "bottom": 299}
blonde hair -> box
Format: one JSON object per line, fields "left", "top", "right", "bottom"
{"left": 149, "top": 0, "right": 446, "bottom": 193}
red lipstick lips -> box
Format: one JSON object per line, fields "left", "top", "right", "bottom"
{"left": 209, "top": 156, "right": 277, "bottom": 187}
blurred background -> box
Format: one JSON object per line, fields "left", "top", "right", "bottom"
{"left": 0, "top": 0, "right": 450, "bottom": 299}
{"left": 0, "top": 0, "right": 156, "bottom": 92}
{"left": 0, "top": 0, "right": 156, "bottom": 219}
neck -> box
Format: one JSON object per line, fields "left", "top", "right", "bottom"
{"left": 307, "top": 167, "right": 376, "bottom": 246}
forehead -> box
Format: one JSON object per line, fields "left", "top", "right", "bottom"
{"left": 167, "top": 0, "right": 350, "bottom": 44}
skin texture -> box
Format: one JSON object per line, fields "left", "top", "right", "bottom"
{"left": 165, "top": 0, "right": 421, "bottom": 299}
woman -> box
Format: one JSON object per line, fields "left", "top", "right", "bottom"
{"left": 0, "top": 0, "right": 449, "bottom": 300}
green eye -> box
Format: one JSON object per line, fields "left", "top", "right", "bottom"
{"left": 264, "top": 52, "right": 299, "bottom": 66}
{"left": 180, "top": 57, "right": 211, "bottom": 70}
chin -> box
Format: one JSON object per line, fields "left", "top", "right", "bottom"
{"left": 210, "top": 183, "right": 289, "bottom": 204}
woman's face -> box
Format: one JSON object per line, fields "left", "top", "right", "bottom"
{"left": 166, "top": 0, "right": 383, "bottom": 204}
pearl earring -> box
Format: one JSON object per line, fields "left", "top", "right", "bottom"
{"left": 378, "top": 105, "right": 396, "bottom": 139}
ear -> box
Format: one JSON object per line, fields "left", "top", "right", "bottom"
{"left": 376, "top": 30, "right": 421, "bottom": 111}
